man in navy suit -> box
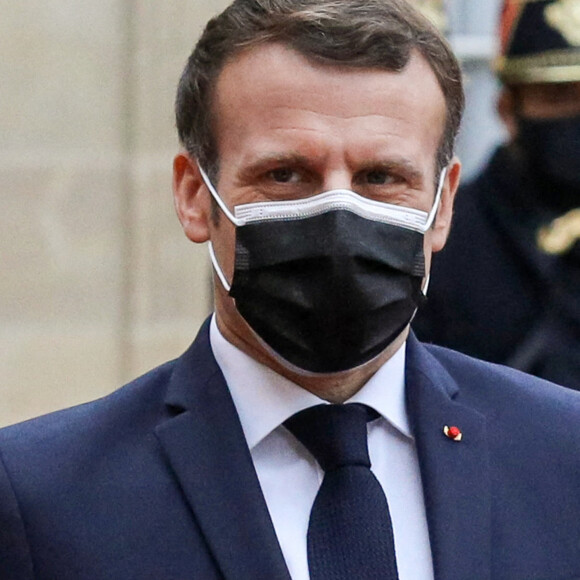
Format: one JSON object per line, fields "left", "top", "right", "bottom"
{"left": 1, "top": 0, "right": 579, "bottom": 578}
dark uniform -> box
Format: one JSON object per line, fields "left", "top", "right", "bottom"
{"left": 414, "top": 144, "right": 580, "bottom": 389}
{"left": 413, "top": 0, "right": 580, "bottom": 390}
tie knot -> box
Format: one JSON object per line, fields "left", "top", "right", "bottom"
{"left": 284, "top": 403, "right": 378, "bottom": 472}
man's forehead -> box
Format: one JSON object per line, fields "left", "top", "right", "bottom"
{"left": 213, "top": 43, "right": 444, "bottom": 133}
{"left": 214, "top": 42, "right": 444, "bottom": 109}
{"left": 210, "top": 43, "right": 446, "bottom": 187}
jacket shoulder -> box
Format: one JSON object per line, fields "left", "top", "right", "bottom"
{"left": 423, "top": 341, "right": 580, "bottom": 424}
{"left": 0, "top": 358, "right": 178, "bottom": 466}
{"left": 0, "top": 358, "right": 183, "bottom": 579}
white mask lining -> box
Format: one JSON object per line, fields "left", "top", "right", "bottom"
{"left": 200, "top": 163, "right": 447, "bottom": 293}
{"left": 198, "top": 162, "right": 447, "bottom": 234}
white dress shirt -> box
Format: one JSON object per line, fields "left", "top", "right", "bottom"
{"left": 210, "top": 316, "right": 434, "bottom": 580}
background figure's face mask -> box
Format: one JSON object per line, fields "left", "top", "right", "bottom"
{"left": 517, "top": 114, "right": 580, "bottom": 198}
{"left": 200, "top": 164, "right": 446, "bottom": 374}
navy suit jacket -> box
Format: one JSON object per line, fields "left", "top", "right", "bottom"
{"left": 1, "top": 318, "right": 579, "bottom": 579}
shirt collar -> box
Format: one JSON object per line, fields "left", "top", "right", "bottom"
{"left": 209, "top": 315, "right": 412, "bottom": 450}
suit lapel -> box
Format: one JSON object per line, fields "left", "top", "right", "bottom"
{"left": 155, "top": 319, "right": 291, "bottom": 580}
{"left": 154, "top": 321, "right": 490, "bottom": 579}
{"left": 406, "top": 334, "right": 491, "bottom": 580}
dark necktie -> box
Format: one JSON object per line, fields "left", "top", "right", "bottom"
{"left": 284, "top": 403, "right": 399, "bottom": 580}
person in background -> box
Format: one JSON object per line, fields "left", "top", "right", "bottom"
{"left": 0, "top": 1, "right": 579, "bottom": 579}
{"left": 414, "top": 0, "right": 580, "bottom": 390}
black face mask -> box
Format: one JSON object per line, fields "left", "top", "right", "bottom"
{"left": 517, "top": 115, "right": 580, "bottom": 206}
{"left": 201, "top": 167, "right": 445, "bottom": 374}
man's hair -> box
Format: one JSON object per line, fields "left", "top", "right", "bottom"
{"left": 175, "top": 0, "right": 464, "bottom": 180}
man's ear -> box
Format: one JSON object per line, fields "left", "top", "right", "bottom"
{"left": 172, "top": 152, "right": 211, "bottom": 243}
{"left": 497, "top": 87, "right": 519, "bottom": 141}
{"left": 431, "top": 156, "right": 461, "bottom": 253}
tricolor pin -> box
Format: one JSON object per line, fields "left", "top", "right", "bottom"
{"left": 443, "top": 425, "right": 462, "bottom": 442}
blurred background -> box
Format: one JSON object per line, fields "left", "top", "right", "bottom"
{"left": 0, "top": 0, "right": 504, "bottom": 427}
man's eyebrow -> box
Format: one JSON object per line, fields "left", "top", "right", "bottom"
{"left": 237, "top": 153, "right": 316, "bottom": 180}
{"left": 237, "top": 153, "right": 426, "bottom": 184}
{"left": 357, "top": 157, "right": 424, "bottom": 183}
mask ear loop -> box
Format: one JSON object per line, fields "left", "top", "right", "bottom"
{"left": 422, "top": 166, "right": 447, "bottom": 232}
{"left": 197, "top": 164, "right": 245, "bottom": 227}
{"left": 420, "top": 166, "right": 448, "bottom": 298}
{"left": 208, "top": 243, "right": 232, "bottom": 292}
{"left": 197, "top": 162, "right": 242, "bottom": 293}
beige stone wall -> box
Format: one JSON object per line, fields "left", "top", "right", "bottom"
{"left": 0, "top": 1, "right": 229, "bottom": 426}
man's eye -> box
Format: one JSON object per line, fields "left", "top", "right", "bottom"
{"left": 269, "top": 168, "right": 298, "bottom": 183}
{"left": 365, "top": 170, "right": 392, "bottom": 185}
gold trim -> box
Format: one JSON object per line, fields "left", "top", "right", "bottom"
{"left": 537, "top": 208, "right": 580, "bottom": 255}
{"left": 495, "top": 50, "right": 580, "bottom": 83}
{"left": 544, "top": 0, "right": 580, "bottom": 47}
